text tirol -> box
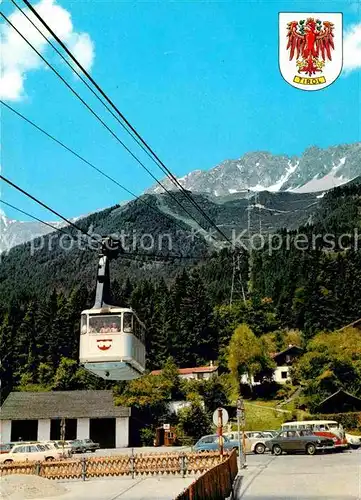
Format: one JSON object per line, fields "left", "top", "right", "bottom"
{"left": 293, "top": 76, "right": 326, "bottom": 85}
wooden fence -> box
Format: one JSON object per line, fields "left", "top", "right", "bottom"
{"left": 175, "top": 450, "right": 238, "bottom": 500}
{"left": 0, "top": 451, "right": 226, "bottom": 481}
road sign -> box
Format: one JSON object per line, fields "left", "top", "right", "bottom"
{"left": 212, "top": 407, "right": 229, "bottom": 427}
{"left": 237, "top": 398, "right": 245, "bottom": 411}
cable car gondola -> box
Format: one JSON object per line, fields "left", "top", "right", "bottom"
{"left": 79, "top": 237, "right": 146, "bottom": 380}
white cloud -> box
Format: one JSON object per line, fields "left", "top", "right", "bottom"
{"left": 71, "top": 33, "right": 95, "bottom": 71}
{"left": 0, "top": 0, "right": 95, "bottom": 101}
{"left": 343, "top": 22, "right": 361, "bottom": 74}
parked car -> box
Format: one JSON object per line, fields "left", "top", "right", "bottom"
{"left": 41, "top": 441, "right": 70, "bottom": 458}
{"left": 79, "top": 439, "right": 100, "bottom": 452}
{"left": 0, "top": 443, "right": 12, "bottom": 454}
{"left": 52, "top": 441, "right": 72, "bottom": 457}
{"left": 265, "top": 430, "right": 335, "bottom": 456}
{"left": 194, "top": 434, "right": 236, "bottom": 452}
{"left": 0, "top": 443, "right": 63, "bottom": 463}
{"left": 224, "top": 431, "right": 269, "bottom": 455}
{"left": 345, "top": 433, "right": 361, "bottom": 450}
{"left": 69, "top": 440, "right": 87, "bottom": 454}
{"left": 261, "top": 431, "right": 278, "bottom": 438}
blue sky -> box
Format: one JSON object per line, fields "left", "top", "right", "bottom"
{"left": 1, "top": 0, "right": 360, "bottom": 220}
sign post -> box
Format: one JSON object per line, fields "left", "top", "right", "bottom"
{"left": 212, "top": 408, "right": 229, "bottom": 459}
{"left": 218, "top": 407, "right": 223, "bottom": 457}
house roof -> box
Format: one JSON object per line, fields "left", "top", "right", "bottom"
{"left": 0, "top": 390, "right": 130, "bottom": 420}
{"left": 339, "top": 318, "right": 361, "bottom": 331}
{"left": 272, "top": 345, "right": 303, "bottom": 361}
{"left": 151, "top": 366, "right": 218, "bottom": 376}
{"left": 316, "top": 389, "right": 361, "bottom": 413}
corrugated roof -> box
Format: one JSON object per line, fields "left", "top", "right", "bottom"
{"left": 0, "top": 391, "right": 130, "bottom": 420}
{"left": 339, "top": 318, "right": 361, "bottom": 331}
{"left": 151, "top": 366, "right": 218, "bottom": 376}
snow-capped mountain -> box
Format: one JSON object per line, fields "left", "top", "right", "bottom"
{"left": 0, "top": 209, "right": 101, "bottom": 253}
{"left": 146, "top": 143, "right": 361, "bottom": 197}
{"left": 0, "top": 209, "right": 62, "bottom": 253}
{"left": 2, "top": 142, "right": 360, "bottom": 253}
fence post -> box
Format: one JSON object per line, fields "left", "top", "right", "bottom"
{"left": 35, "top": 462, "right": 41, "bottom": 476}
{"left": 130, "top": 449, "right": 135, "bottom": 479}
{"left": 180, "top": 453, "right": 187, "bottom": 478}
{"left": 81, "top": 457, "right": 87, "bottom": 481}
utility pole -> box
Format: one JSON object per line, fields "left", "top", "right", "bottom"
{"left": 230, "top": 252, "right": 246, "bottom": 306}
{"left": 237, "top": 398, "right": 247, "bottom": 469}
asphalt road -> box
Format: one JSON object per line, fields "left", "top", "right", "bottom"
{"left": 236, "top": 448, "right": 361, "bottom": 500}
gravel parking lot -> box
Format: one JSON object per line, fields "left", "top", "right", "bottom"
{"left": 1, "top": 475, "right": 196, "bottom": 500}
{"left": 236, "top": 448, "right": 361, "bottom": 499}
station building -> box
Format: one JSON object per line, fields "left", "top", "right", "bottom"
{"left": 0, "top": 390, "right": 131, "bottom": 448}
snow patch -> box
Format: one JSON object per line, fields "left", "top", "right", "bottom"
{"left": 317, "top": 192, "right": 326, "bottom": 199}
{"left": 291, "top": 173, "right": 352, "bottom": 193}
{"left": 331, "top": 157, "right": 347, "bottom": 173}
{"left": 266, "top": 161, "right": 299, "bottom": 192}
{"left": 249, "top": 184, "right": 268, "bottom": 192}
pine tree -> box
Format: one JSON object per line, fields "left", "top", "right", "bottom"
{"left": 15, "top": 302, "right": 38, "bottom": 383}
{"left": 0, "top": 313, "right": 16, "bottom": 397}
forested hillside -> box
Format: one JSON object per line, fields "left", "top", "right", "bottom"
{"left": 1, "top": 181, "right": 361, "bottom": 411}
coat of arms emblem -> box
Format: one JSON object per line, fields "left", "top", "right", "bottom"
{"left": 279, "top": 13, "right": 343, "bottom": 90}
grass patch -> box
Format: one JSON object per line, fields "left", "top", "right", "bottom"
{"left": 230, "top": 399, "right": 309, "bottom": 432}
{"left": 241, "top": 401, "right": 289, "bottom": 431}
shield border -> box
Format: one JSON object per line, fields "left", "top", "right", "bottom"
{"left": 278, "top": 11, "right": 344, "bottom": 92}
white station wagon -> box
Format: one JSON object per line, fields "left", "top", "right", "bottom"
{"left": 0, "top": 443, "right": 63, "bottom": 463}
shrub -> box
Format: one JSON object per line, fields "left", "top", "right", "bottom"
{"left": 140, "top": 427, "right": 155, "bottom": 446}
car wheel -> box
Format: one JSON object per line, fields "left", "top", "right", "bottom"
{"left": 45, "top": 456, "right": 54, "bottom": 461}
{"left": 4, "top": 459, "right": 13, "bottom": 464}
{"left": 272, "top": 444, "right": 282, "bottom": 456}
{"left": 254, "top": 443, "right": 266, "bottom": 455}
{"left": 306, "top": 443, "right": 316, "bottom": 456}
{"left": 91, "top": 449, "right": 96, "bottom": 453}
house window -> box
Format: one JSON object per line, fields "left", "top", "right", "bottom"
{"left": 281, "top": 371, "right": 288, "bottom": 379}
{"left": 197, "top": 373, "right": 205, "bottom": 380}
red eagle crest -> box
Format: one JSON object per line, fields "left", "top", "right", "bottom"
{"left": 286, "top": 18, "right": 335, "bottom": 76}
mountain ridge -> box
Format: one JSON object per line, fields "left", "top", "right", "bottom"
{"left": 146, "top": 142, "right": 361, "bottom": 196}
{"left": 1, "top": 142, "right": 360, "bottom": 252}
